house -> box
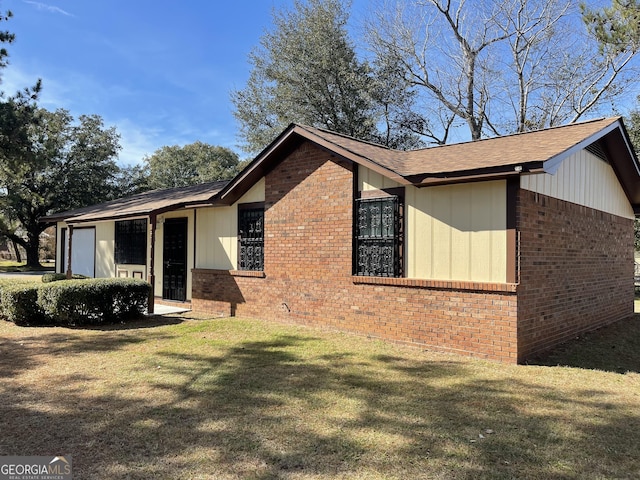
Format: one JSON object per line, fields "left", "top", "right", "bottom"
{"left": 43, "top": 117, "right": 640, "bottom": 363}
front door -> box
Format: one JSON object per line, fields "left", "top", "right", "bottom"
{"left": 162, "top": 218, "right": 187, "bottom": 301}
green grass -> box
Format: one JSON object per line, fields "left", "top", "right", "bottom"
{"left": 0, "top": 260, "right": 55, "bottom": 272}
{"left": 0, "top": 313, "right": 638, "bottom": 479}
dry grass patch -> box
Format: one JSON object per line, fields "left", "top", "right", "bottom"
{"left": 1, "top": 313, "right": 639, "bottom": 479}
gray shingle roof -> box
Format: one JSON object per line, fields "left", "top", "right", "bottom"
{"left": 43, "top": 180, "right": 229, "bottom": 223}
{"left": 298, "top": 117, "right": 622, "bottom": 176}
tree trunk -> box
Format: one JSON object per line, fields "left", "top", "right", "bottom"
{"left": 24, "top": 232, "right": 42, "bottom": 268}
{"left": 10, "top": 239, "right": 22, "bottom": 263}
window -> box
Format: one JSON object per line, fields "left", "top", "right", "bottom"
{"left": 238, "top": 204, "right": 264, "bottom": 271}
{"left": 355, "top": 196, "right": 403, "bottom": 277}
{"left": 115, "top": 219, "right": 147, "bottom": 265}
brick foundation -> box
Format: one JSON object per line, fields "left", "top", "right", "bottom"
{"left": 516, "top": 189, "right": 634, "bottom": 361}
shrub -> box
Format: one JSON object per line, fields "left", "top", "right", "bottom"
{"left": 0, "top": 278, "right": 17, "bottom": 298}
{"left": 41, "top": 272, "right": 89, "bottom": 283}
{"left": 0, "top": 283, "right": 47, "bottom": 326}
{"left": 37, "top": 278, "right": 150, "bottom": 326}
{"left": 1, "top": 277, "right": 150, "bottom": 326}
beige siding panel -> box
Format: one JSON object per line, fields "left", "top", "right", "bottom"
{"left": 95, "top": 222, "right": 115, "bottom": 278}
{"left": 239, "top": 177, "right": 265, "bottom": 203}
{"left": 195, "top": 178, "right": 265, "bottom": 270}
{"left": 431, "top": 187, "right": 453, "bottom": 280}
{"left": 406, "top": 180, "right": 507, "bottom": 283}
{"left": 470, "top": 185, "right": 494, "bottom": 281}
{"left": 153, "top": 221, "right": 163, "bottom": 295}
{"left": 358, "top": 165, "right": 401, "bottom": 191}
{"left": 405, "top": 187, "right": 432, "bottom": 278}
{"left": 521, "top": 149, "right": 634, "bottom": 219}
{"left": 450, "top": 184, "right": 471, "bottom": 280}
{"left": 196, "top": 205, "right": 237, "bottom": 270}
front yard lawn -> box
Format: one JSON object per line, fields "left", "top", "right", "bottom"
{"left": 1, "top": 313, "right": 638, "bottom": 479}
{"left": 0, "top": 260, "right": 54, "bottom": 272}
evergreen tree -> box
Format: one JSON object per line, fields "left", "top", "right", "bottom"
{"left": 0, "top": 107, "right": 121, "bottom": 267}
{"left": 143, "top": 142, "right": 242, "bottom": 190}
{"left": 232, "top": 0, "right": 381, "bottom": 154}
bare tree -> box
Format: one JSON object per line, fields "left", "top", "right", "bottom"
{"left": 367, "top": 0, "right": 640, "bottom": 142}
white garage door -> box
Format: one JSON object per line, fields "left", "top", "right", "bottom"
{"left": 63, "top": 227, "right": 95, "bottom": 278}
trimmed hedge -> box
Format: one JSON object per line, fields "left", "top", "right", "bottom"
{"left": 0, "top": 282, "right": 47, "bottom": 326}
{"left": 0, "top": 278, "right": 150, "bottom": 326}
{"left": 41, "top": 272, "right": 89, "bottom": 283}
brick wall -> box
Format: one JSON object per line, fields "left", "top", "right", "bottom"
{"left": 192, "top": 141, "right": 519, "bottom": 362}
{"left": 516, "top": 189, "right": 634, "bottom": 361}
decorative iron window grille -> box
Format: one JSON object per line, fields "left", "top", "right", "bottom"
{"left": 355, "top": 196, "right": 402, "bottom": 277}
{"left": 115, "top": 219, "right": 147, "bottom": 265}
{"left": 238, "top": 206, "right": 264, "bottom": 271}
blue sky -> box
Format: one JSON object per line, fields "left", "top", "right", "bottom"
{"left": 3, "top": 0, "right": 368, "bottom": 165}
{"left": 3, "top": 1, "right": 637, "bottom": 167}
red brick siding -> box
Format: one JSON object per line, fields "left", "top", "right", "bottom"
{"left": 192, "top": 141, "right": 519, "bottom": 362}
{"left": 516, "top": 189, "right": 634, "bottom": 361}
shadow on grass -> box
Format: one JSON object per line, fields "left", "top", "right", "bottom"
{"left": 527, "top": 314, "right": 640, "bottom": 374}
{"left": 1, "top": 326, "right": 638, "bottom": 479}
{"left": 0, "top": 323, "right": 178, "bottom": 379}
{"left": 81, "top": 315, "right": 186, "bottom": 331}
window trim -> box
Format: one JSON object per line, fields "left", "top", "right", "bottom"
{"left": 354, "top": 192, "right": 404, "bottom": 278}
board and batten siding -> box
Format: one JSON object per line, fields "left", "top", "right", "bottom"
{"left": 195, "top": 178, "right": 265, "bottom": 270}
{"left": 358, "top": 166, "right": 508, "bottom": 283}
{"left": 359, "top": 166, "right": 402, "bottom": 191}
{"left": 520, "top": 149, "right": 634, "bottom": 219}
{"left": 406, "top": 181, "right": 507, "bottom": 283}
{"left": 95, "top": 221, "right": 115, "bottom": 278}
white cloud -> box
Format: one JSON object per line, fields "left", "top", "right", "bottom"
{"left": 1, "top": 65, "right": 88, "bottom": 112}
{"left": 22, "top": 1, "right": 73, "bottom": 17}
{"left": 110, "top": 118, "right": 163, "bottom": 166}
{"left": 0, "top": 65, "right": 158, "bottom": 166}
{"left": 0, "top": 65, "right": 242, "bottom": 166}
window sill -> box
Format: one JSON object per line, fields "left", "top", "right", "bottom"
{"left": 230, "top": 270, "right": 266, "bottom": 278}
{"left": 192, "top": 268, "right": 265, "bottom": 278}
{"left": 352, "top": 276, "right": 517, "bottom": 293}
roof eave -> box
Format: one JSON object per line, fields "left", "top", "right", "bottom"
{"left": 407, "top": 162, "right": 545, "bottom": 187}
{"left": 43, "top": 202, "right": 199, "bottom": 225}
{"left": 599, "top": 124, "right": 640, "bottom": 208}
{"left": 542, "top": 118, "right": 623, "bottom": 174}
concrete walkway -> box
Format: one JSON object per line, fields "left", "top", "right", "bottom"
{"left": 149, "top": 304, "right": 191, "bottom": 316}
